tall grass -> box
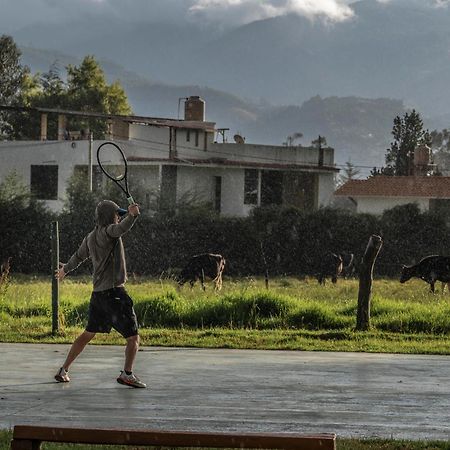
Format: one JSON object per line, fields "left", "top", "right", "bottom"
{"left": 3, "top": 275, "right": 450, "bottom": 336}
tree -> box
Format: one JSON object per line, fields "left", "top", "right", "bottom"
{"left": 430, "top": 129, "right": 450, "bottom": 153}
{"left": 311, "top": 135, "right": 327, "bottom": 147}
{"left": 65, "top": 56, "right": 132, "bottom": 138}
{"left": 7, "top": 55, "right": 132, "bottom": 139}
{"left": 337, "top": 161, "right": 360, "bottom": 187}
{"left": 0, "top": 35, "right": 29, "bottom": 138}
{"left": 0, "top": 171, "right": 29, "bottom": 206}
{"left": 382, "top": 110, "right": 431, "bottom": 176}
{"left": 282, "top": 132, "right": 303, "bottom": 147}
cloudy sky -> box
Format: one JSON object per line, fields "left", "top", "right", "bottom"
{"left": 0, "top": 0, "right": 448, "bottom": 33}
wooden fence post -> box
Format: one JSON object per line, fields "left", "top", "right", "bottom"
{"left": 51, "top": 221, "right": 60, "bottom": 335}
{"left": 356, "top": 234, "right": 383, "bottom": 331}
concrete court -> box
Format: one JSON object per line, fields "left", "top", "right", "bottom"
{"left": 1, "top": 343, "right": 450, "bottom": 442}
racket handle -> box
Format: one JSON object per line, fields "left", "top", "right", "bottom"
{"left": 127, "top": 195, "right": 140, "bottom": 215}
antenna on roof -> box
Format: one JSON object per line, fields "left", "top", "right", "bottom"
{"left": 233, "top": 134, "right": 245, "bottom": 144}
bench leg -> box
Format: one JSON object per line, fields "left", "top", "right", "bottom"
{"left": 10, "top": 438, "right": 41, "bottom": 450}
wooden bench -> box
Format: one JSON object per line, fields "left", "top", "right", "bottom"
{"left": 10, "top": 425, "right": 336, "bottom": 450}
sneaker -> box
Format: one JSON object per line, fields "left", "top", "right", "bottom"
{"left": 55, "top": 367, "right": 70, "bottom": 383}
{"left": 117, "top": 371, "right": 147, "bottom": 388}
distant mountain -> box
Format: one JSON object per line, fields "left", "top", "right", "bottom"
{"left": 12, "top": 0, "right": 450, "bottom": 118}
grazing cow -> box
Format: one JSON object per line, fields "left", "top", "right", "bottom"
{"left": 178, "top": 253, "right": 226, "bottom": 291}
{"left": 317, "top": 253, "right": 343, "bottom": 285}
{"left": 400, "top": 255, "right": 450, "bottom": 293}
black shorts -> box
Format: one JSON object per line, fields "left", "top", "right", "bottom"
{"left": 86, "top": 287, "right": 139, "bottom": 338}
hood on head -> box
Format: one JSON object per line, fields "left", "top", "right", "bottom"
{"left": 95, "top": 200, "right": 126, "bottom": 226}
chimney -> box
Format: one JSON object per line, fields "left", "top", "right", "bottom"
{"left": 184, "top": 96, "right": 205, "bottom": 121}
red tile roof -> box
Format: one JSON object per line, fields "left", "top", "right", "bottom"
{"left": 335, "top": 176, "right": 450, "bottom": 198}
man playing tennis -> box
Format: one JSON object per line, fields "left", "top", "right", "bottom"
{"left": 54, "top": 199, "right": 146, "bottom": 388}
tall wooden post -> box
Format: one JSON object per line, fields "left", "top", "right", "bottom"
{"left": 356, "top": 235, "right": 383, "bottom": 331}
{"left": 51, "top": 221, "right": 60, "bottom": 335}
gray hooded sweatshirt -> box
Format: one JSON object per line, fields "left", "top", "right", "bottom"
{"left": 63, "top": 200, "right": 137, "bottom": 292}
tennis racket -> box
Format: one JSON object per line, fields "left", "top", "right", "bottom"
{"left": 97, "top": 142, "right": 135, "bottom": 205}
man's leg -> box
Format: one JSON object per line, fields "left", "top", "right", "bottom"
{"left": 62, "top": 330, "right": 96, "bottom": 371}
{"left": 124, "top": 334, "right": 140, "bottom": 373}
{"left": 117, "top": 334, "right": 146, "bottom": 388}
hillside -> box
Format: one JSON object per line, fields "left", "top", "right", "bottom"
{"left": 11, "top": 0, "right": 450, "bottom": 117}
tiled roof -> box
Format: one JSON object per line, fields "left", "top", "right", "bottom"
{"left": 335, "top": 176, "right": 450, "bottom": 198}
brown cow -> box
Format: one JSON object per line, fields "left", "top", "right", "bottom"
{"left": 178, "top": 253, "right": 225, "bottom": 291}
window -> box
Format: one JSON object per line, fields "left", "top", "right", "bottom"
{"left": 244, "top": 169, "right": 258, "bottom": 205}
{"left": 30, "top": 165, "right": 58, "bottom": 200}
{"left": 186, "top": 130, "right": 190, "bottom": 142}
{"left": 195, "top": 130, "right": 199, "bottom": 147}
{"left": 74, "top": 165, "right": 103, "bottom": 192}
{"left": 261, "top": 171, "right": 283, "bottom": 206}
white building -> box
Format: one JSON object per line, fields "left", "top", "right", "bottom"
{"left": 334, "top": 176, "right": 450, "bottom": 215}
{"left": 0, "top": 97, "right": 338, "bottom": 216}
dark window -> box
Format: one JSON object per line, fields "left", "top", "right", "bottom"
{"left": 195, "top": 130, "right": 199, "bottom": 147}
{"left": 261, "top": 171, "right": 283, "bottom": 206}
{"left": 214, "top": 176, "right": 222, "bottom": 213}
{"left": 74, "top": 165, "right": 103, "bottom": 192}
{"left": 186, "top": 130, "right": 190, "bottom": 142}
{"left": 30, "top": 165, "right": 58, "bottom": 200}
{"left": 244, "top": 169, "right": 258, "bottom": 205}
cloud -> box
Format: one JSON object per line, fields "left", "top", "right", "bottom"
{"left": 188, "top": 0, "right": 355, "bottom": 26}
{"left": 1, "top": 0, "right": 448, "bottom": 35}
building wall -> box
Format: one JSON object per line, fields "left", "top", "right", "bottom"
{"left": 128, "top": 125, "right": 214, "bottom": 159}
{"left": 127, "top": 126, "right": 171, "bottom": 159}
{"left": 0, "top": 128, "right": 337, "bottom": 216}
{"left": 355, "top": 197, "right": 429, "bottom": 214}
{"left": 210, "top": 143, "right": 334, "bottom": 166}
{"left": 176, "top": 166, "right": 250, "bottom": 216}
{"left": 317, "top": 173, "right": 336, "bottom": 208}
{"left": 0, "top": 140, "right": 91, "bottom": 212}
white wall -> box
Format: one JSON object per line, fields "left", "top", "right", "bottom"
{"left": 0, "top": 140, "right": 91, "bottom": 212}
{"left": 176, "top": 166, "right": 214, "bottom": 204}
{"left": 127, "top": 126, "right": 171, "bottom": 159}
{"left": 317, "top": 173, "right": 336, "bottom": 208}
{"left": 128, "top": 124, "right": 214, "bottom": 159}
{"left": 210, "top": 143, "right": 334, "bottom": 166}
{"left": 355, "top": 197, "right": 429, "bottom": 214}
{"left": 176, "top": 166, "right": 250, "bottom": 216}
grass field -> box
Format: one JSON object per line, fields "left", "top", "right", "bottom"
{"left": 2, "top": 275, "right": 450, "bottom": 354}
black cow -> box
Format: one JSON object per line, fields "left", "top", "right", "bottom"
{"left": 178, "top": 253, "right": 226, "bottom": 291}
{"left": 400, "top": 255, "right": 450, "bottom": 293}
{"left": 317, "top": 253, "right": 343, "bottom": 285}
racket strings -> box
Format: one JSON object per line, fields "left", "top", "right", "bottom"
{"left": 98, "top": 144, "right": 127, "bottom": 181}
